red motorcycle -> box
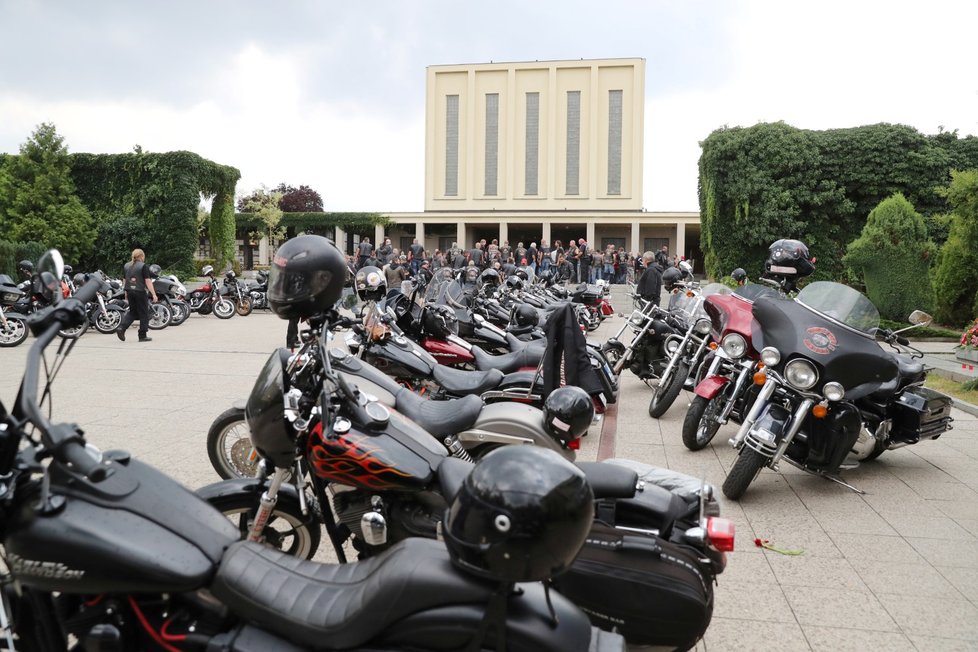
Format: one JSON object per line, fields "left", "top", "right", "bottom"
{"left": 185, "top": 265, "right": 235, "bottom": 319}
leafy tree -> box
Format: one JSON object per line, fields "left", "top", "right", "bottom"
{"left": 276, "top": 183, "right": 324, "bottom": 212}
{"left": 241, "top": 186, "right": 285, "bottom": 249}
{"left": 931, "top": 170, "right": 978, "bottom": 326}
{"left": 843, "top": 193, "right": 935, "bottom": 321}
{"left": 0, "top": 123, "right": 95, "bottom": 263}
{"left": 89, "top": 214, "right": 151, "bottom": 274}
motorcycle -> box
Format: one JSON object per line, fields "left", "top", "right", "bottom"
{"left": 154, "top": 273, "right": 191, "bottom": 326}
{"left": 246, "top": 269, "right": 270, "bottom": 310}
{"left": 198, "top": 309, "right": 732, "bottom": 648}
{"left": 222, "top": 269, "right": 254, "bottom": 317}
{"left": 601, "top": 294, "right": 682, "bottom": 382}
{"left": 187, "top": 264, "right": 236, "bottom": 319}
{"left": 721, "top": 280, "right": 955, "bottom": 499}
{"left": 0, "top": 250, "right": 626, "bottom": 652}
{"left": 0, "top": 274, "right": 29, "bottom": 347}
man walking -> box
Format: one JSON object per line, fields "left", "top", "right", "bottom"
{"left": 116, "top": 248, "right": 157, "bottom": 342}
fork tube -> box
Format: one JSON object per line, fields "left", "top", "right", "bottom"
{"left": 615, "top": 314, "right": 658, "bottom": 374}
{"left": 730, "top": 378, "right": 777, "bottom": 448}
{"left": 717, "top": 362, "right": 753, "bottom": 423}
{"left": 247, "top": 467, "right": 289, "bottom": 543}
{"left": 770, "top": 398, "right": 814, "bottom": 469}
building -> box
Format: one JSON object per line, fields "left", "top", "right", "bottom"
{"left": 368, "top": 58, "right": 701, "bottom": 267}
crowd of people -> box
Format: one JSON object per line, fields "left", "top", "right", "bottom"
{"left": 350, "top": 236, "right": 687, "bottom": 290}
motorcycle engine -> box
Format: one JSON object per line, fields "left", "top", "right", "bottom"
{"left": 329, "top": 486, "right": 443, "bottom": 550}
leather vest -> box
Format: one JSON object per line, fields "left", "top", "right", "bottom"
{"left": 124, "top": 261, "right": 146, "bottom": 292}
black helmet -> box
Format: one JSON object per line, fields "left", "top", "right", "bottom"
{"left": 512, "top": 304, "right": 538, "bottom": 329}
{"left": 268, "top": 235, "right": 347, "bottom": 319}
{"left": 72, "top": 272, "right": 87, "bottom": 288}
{"left": 443, "top": 446, "right": 594, "bottom": 583}
{"left": 63, "top": 264, "right": 73, "bottom": 276}
{"left": 17, "top": 260, "right": 34, "bottom": 277}
{"left": 542, "top": 386, "right": 594, "bottom": 443}
{"left": 765, "top": 239, "right": 814, "bottom": 278}
{"left": 422, "top": 304, "right": 458, "bottom": 338}
{"left": 354, "top": 265, "right": 387, "bottom": 301}
{"left": 661, "top": 266, "right": 683, "bottom": 291}
{"left": 148, "top": 264, "right": 162, "bottom": 279}
{"left": 478, "top": 268, "right": 501, "bottom": 288}
{"left": 464, "top": 266, "right": 480, "bottom": 284}
{"left": 731, "top": 268, "right": 747, "bottom": 284}
{"left": 505, "top": 275, "right": 524, "bottom": 291}
{"left": 515, "top": 268, "right": 529, "bottom": 282}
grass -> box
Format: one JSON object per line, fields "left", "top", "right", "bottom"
{"left": 925, "top": 374, "right": 978, "bottom": 405}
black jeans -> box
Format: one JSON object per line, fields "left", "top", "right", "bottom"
{"left": 120, "top": 291, "right": 151, "bottom": 338}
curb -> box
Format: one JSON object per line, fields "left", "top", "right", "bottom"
{"left": 950, "top": 396, "right": 978, "bottom": 418}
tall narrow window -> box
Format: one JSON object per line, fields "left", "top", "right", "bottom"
{"left": 484, "top": 93, "right": 498, "bottom": 196}
{"left": 525, "top": 92, "right": 539, "bottom": 196}
{"left": 445, "top": 95, "right": 459, "bottom": 197}
{"left": 566, "top": 91, "right": 580, "bottom": 195}
{"left": 608, "top": 90, "right": 622, "bottom": 195}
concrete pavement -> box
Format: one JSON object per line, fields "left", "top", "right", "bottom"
{"left": 0, "top": 302, "right": 976, "bottom": 651}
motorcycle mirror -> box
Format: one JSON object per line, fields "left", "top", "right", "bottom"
{"left": 37, "top": 249, "right": 66, "bottom": 304}
{"left": 907, "top": 310, "right": 933, "bottom": 327}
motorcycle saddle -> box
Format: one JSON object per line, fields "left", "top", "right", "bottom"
{"left": 432, "top": 364, "right": 504, "bottom": 395}
{"left": 210, "top": 538, "right": 497, "bottom": 650}
{"left": 889, "top": 352, "right": 925, "bottom": 381}
{"left": 471, "top": 344, "right": 543, "bottom": 374}
{"left": 394, "top": 389, "right": 483, "bottom": 437}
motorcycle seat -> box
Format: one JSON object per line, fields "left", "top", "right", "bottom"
{"left": 210, "top": 538, "right": 498, "bottom": 649}
{"left": 432, "top": 364, "right": 504, "bottom": 395}
{"left": 889, "top": 352, "right": 925, "bottom": 381}
{"left": 471, "top": 345, "right": 543, "bottom": 374}
{"left": 577, "top": 462, "right": 638, "bottom": 499}
{"left": 394, "top": 389, "right": 483, "bottom": 437}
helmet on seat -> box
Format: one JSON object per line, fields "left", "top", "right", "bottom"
{"left": 267, "top": 235, "right": 347, "bottom": 319}
{"left": 511, "top": 303, "right": 538, "bottom": 329}
{"left": 478, "top": 268, "right": 501, "bottom": 289}
{"left": 201, "top": 264, "right": 215, "bottom": 277}
{"left": 542, "top": 385, "right": 594, "bottom": 443}
{"left": 72, "top": 272, "right": 87, "bottom": 288}
{"left": 17, "top": 260, "right": 34, "bottom": 278}
{"left": 764, "top": 239, "right": 814, "bottom": 278}
{"left": 731, "top": 268, "right": 747, "bottom": 285}
{"left": 443, "top": 446, "right": 594, "bottom": 582}
{"left": 422, "top": 304, "right": 458, "bottom": 338}
{"left": 354, "top": 265, "right": 387, "bottom": 302}
{"left": 148, "top": 264, "right": 162, "bottom": 279}
{"left": 505, "top": 276, "right": 524, "bottom": 291}
{"left": 464, "top": 266, "right": 480, "bottom": 284}
{"left": 661, "top": 266, "right": 683, "bottom": 291}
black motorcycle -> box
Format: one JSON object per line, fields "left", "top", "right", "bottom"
{"left": 721, "top": 280, "right": 954, "bottom": 499}
{"left": 245, "top": 269, "right": 270, "bottom": 310}
{"left": 0, "top": 273, "right": 29, "bottom": 347}
{"left": 0, "top": 250, "right": 627, "bottom": 652}
{"left": 153, "top": 273, "right": 191, "bottom": 326}
{"left": 222, "top": 270, "right": 254, "bottom": 316}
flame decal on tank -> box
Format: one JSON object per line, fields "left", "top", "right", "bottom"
{"left": 307, "top": 423, "right": 414, "bottom": 490}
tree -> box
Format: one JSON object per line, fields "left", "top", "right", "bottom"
{"left": 276, "top": 183, "right": 324, "bottom": 212}
{"left": 931, "top": 170, "right": 978, "bottom": 326}
{"left": 0, "top": 123, "right": 95, "bottom": 263}
{"left": 241, "top": 186, "right": 285, "bottom": 251}
{"left": 843, "top": 193, "right": 935, "bottom": 321}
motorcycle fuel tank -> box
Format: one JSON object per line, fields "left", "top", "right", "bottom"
{"left": 422, "top": 336, "right": 475, "bottom": 365}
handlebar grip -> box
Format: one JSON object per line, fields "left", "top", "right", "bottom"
{"left": 62, "top": 441, "right": 108, "bottom": 482}
{"left": 72, "top": 276, "right": 109, "bottom": 306}
{"left": 896, "top": 335, "right": 910, "bottom": 346}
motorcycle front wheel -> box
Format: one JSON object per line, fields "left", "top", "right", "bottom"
{"left": 148, "top": 303, "right": 171, "bottom": 330}
{"left": 235, "top": 296, "right": 253, "bottom": 317}
{"left": 93, "top": 307, "right": 123, "bottom": 334}
{"left": 0, "top": 315, "right": 28, "bottom": 347}
{"left": 169, "top": 300, "right": 190, "bottom": 326}
{"left": 722, "top": 447, "right": 768, "bottom": 500}
{"left": 682, "top": 394, "right": 725, "bottom": 451}
{"left": 208, "top": 492, "right": 321, "bottom": 560}
{"left": 207, "top": 407, "right": 259, "bottom": 480}
{"left": 214, "top": 299, "right": 235, "bottom": 319}
{"left": 648, "top": 360, "right": 689, "bottom": 418}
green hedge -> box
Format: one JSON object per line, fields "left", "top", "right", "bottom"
{"left": 234, "top": 211, "right": 390, "bottom": 232}
{"left": 0, "top": 239, "right": 49, "bottom": 278}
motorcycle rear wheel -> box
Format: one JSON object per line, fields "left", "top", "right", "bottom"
{"left": 148, "top": 303, "right": 171, "bottom": 330}
{"left": 722, "top": 447, "right": 768, "bottom": 500}
{"left": 0, "top": 315, "right": 28, "bottom": 347}
{"left": 208, "top": 492, "right": 320, "bottom": 560}
{"left": 207, "top": 407, "right": 259, "bottom": 480}
{"left": 682, "top": 394, "right": 724, "bottom": 451}
{"left": 235, "top": 296, "right": 254, "bottom": 317}
{"left": 214, "top": 299, "right": 235, "bottom": 319}
{"left": 648, "top": 360, "right": 689, "bottom": 418}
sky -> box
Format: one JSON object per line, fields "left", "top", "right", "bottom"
{"left": 1, "top": 0, "right": 976, "bottom": 213}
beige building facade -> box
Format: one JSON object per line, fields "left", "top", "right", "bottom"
{"left": 375, "top": 58, "right": 701, "bottom": 267}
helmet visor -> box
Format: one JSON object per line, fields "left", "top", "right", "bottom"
{"left": 268, "top": 267, "right": 337, "bottom": 307}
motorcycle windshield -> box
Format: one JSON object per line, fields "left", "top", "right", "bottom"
{"left": 424, "top": 268, "right": 468, "bottom": 309}
{"left": 733, "top": 283, "right": 780, "bottom": 304}
{"left": 795, "top": 282, "right": 880, "bottom": 335}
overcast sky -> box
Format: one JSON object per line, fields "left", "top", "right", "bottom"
{"left": 2, "top": 0, "right": 975, "bottom": 213}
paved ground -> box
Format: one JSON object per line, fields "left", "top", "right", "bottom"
{"left": 0, "top": 297, "right": 976, "bottom": 651}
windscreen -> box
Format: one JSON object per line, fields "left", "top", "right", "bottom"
{"left": 796, "top": 281, "right": 880, "bottom": 334}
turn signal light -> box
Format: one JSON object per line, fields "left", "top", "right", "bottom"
{"left": 709, "top": 341, "right": 718, "bottom": 350}
{"left": 567, "top": 438, "right": 581, "bottom": 450}
{"left": 706, "top": 517, "right": 736, "bottom": 552}
{"left": 757, "top": 363, "right": 765, "bottom": 370}
{"left": 686, "top": 290, "right": 695, "bottom": 298}
{"left": 812, "top": 403, "right": 828, "bottom": 419}
{"left": 753, "top": 372, "right": 767, "bottom": 385}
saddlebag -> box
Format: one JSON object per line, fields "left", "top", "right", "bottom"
{"left": 555, "top": 521, "right": 714, "bottom": 648}
{"left": 890, "top": 386, "right": 954, "bottom": 445}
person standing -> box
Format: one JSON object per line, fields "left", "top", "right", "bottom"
{"left": 636, "top": 251, "right": 662, "bottom": 306}
{"left": 116, "top": 248, "right": 157, "bottom": 342}
{"left": 376, "top": 238, "right": 393, "bottom": 265}
{"left": 408, "top": 238, "right": 425, "bottom": 275}
{"left": 356, "top": 237, "right": 373, "bottom": 269}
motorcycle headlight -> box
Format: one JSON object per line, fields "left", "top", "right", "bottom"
{"left": 721, "top": 333, "right": 747, "bottom": 359}
{"left": 823, "top": 381, "right": 845, "bottom": 401}
{"left": 665, "top": 338, "right": 681, "bottom": 354}
{"left": 760, "top": 347, "right": 781, "bottom": 367}
{"left": 785, "top": 359, "right": 819, "bottom": 390}
{"left": 694, "top": 318, "right": 712, "bottom": 335}
{"left": 629, "top": 310, "right": 645, "bottom": 325}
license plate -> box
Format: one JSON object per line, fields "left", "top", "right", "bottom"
{"left": 768, "top": 265, "right": 796, "bottom": 274}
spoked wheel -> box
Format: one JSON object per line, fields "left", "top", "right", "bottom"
{"left": 682, "top": 394, "right": 725, "bottom": 451}
{"left": 648, "top": 360, "right": 689, "bottom": 418}
{"left": 169, "top": 300, "right": 190, "bottom": 326}
{"left": 207, "top": 407, "right": 260, "bottom": 480}
{"left": 722, "top": 447, "right": 768, "bottom": 500}
{"left": 148, "top": 303, "right": 171, "bottom": 330}
{"left": 208, "top": 492, "right": 321, "bottom": 560}
{"left": 235, "top": 297, "right": 253, "bottom": 317}
{"left": 214, "top": 299, "right": 235, "bottom": 319}
{"left": 0, "top": 315, "right": 28, "bottom": 347}
{"left": 93, "top": 308, "right": 123, "bottom": 334}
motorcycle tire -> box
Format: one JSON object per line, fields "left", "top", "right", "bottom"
{"left": 214, "top": 299, "right": 235, "bottom": 319}
{"left": 207, "top": 491, "right": 321, "bottom": 560}
{"left": 207, "top": 407, "right": 259, "bottom": 480}
{"left": 169, "top": 300, "right": 190, "bottom": 326}
{"left": 148, "top": 303, "right": 171, "bottom": 330}
{"left": 235, "top": 296, "right": 254, "bottom": 317}
{"left": 648, "top": 360, "right": 689, "bottom": 418}
{"left": 682, "top": 394, "right": 724, "bottom": 451}
{"left": 0, "top": 315, "right": 29, "bottom": 347}
{"left": 93, "top": 307, "right": 123, "bottom": 334}
{"left": 722, "top": 447, "right": 768, "bottom": 500}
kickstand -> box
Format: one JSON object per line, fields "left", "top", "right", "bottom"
{"left": 821, "top": 473, "right": 867, "bottom": 494}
